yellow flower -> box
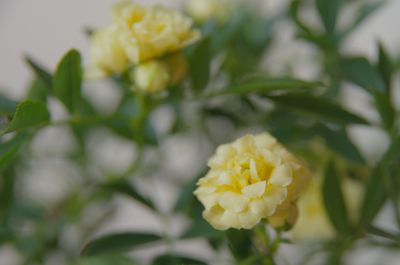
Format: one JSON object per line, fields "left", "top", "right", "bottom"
{"left": 88, "top": 25, "right": 130, "bottom": 78}
{"left": 113, "top": 1, "right": 200, "bottom": 64}
{"left": 186, "top": 0, "right": 231, "bottom": 23}
{"left": 132, "top": 60, "right": 170, "bottom": 93}
{"left": 290, "top": 176, "right": 363, "bottom": 241}
{"left": 194, "top": 133, "right": 310, "bottom": 230}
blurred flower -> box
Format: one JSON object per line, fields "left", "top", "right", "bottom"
{"left": 113, "top": 1, "right": 200, "bottom": 64}
{"left": 165, "top": 53, "right": 188, "bottom": 86}
{"left": 194, "top": 133, "right": 310, "bottom": 230}
{"left": 186, "top": 0, "right": 231, "bottom": 23}
{"left": 87, "top": 1, "right": 200, "bottom": 78}
{"left": 132, "top": 60, "right": 170, "bottom": 93}
{"left": 290, "top": 175, "right": 363, "bottom": 241}
{"left": 87, "top": 25, "right": 129, "bottom": 78}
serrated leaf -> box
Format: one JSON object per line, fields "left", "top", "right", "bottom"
{"left": 266, "top": 94, "right": 368, "bottom": 125}
{"left": 102, "top": 179, "right": 155, "bottom": 210}
{"left": 4, "top": 100, "right": 50, "bottom": 133}
{"left": 24, "top": 57, "right": 53, "bottom": 91}
{"left": 189, "top": 37, "right": 211, "bottom": 91}
{"left": 339, "top": 57, "right": 385, "bottom": 92}
{"left": 0, "top": 95, "right": 17, "bottom": 115}
{"left": 316, "top": 0, "right": 342, "bottom": 33}
{"left": 210, "top": 78, "right": 321, "bottom": 97}
{"left": 316, "top": 124, "right": 365, "bottom": 164}
{"left": 151, "top": 254, "right": 207, "bottom": 265}
{"left": 53, "top": 49, "right": 82, "bottom": 113}
{"left": 322, "top": 162, "right": 351, "bottom": 234}
{"left": 81, "top": 232, "right": 162, "bottom": 256}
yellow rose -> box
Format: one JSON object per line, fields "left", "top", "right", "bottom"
{"left": 186, "top": 0, "right": 232, "bottom": 23}
{"left": 88, "top": 25, "right": 130, "bottom": 78}
{"left": 290, "top": 176, "right": 363, "bottom": 241}
{"left": 194, "top": 133, "right": 310, "bottom": 230}
{"left": 132, "top": 60, "right": 170, "bottom": 93}
{"left": 113, "top": 1, "right": 200, "bottom": 64}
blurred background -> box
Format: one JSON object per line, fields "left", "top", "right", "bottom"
{"left": 1, "top": 0, "right": 400, "bottom": 265}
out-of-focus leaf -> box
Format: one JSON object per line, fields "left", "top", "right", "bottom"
{"left": 3, "top": 100, "right": 50, "bottom": 133}
{"left": 27, "top": 79, "right": 48, "bottom": 102}
{"left": 340, "top": 2, "right": 384, "bottom": 39}
{"left": 377, "top": 42, "right": 393, "bottom": 93}
{"left": 372, "top": 90, "right": 395, "bottom": 131}
{"left": 24, "top": 56, "right": 53, "bottom": 91}
{"left": 151, "top": 254, "right": 207, "bottom": 265}
{"left": 101, "top": 178, "right": 155, "bottom": 210}
{"left": 359, "top": 136, "right": 400, "bottom": 227}
{"left": 76, "top": 255, "right": 137, "bottom": 265}
{"left": 181, "top": 219, "right": 223, "bottom": 239}
{"left": 81, "top": 232, "right": 162, "bottom": 256}
{"left": 226, "top": 229, "right": 253, "bottom": 260}
{"left": 188, "top": 37, "right": 211, "bottom": 92}
{"left": 53, "top": 49, "right": 82, "bottom": 113}
{"left": 0, "top": 132, "right": 30, "bottom": 171}
{"left": 266, "top": 94, "right": 369, "bottom": 125}
{"left": 0, "top": 95, "right": 17, "bottom": 115}
{"left": 316, "top": 0, "right": 342, "bottom": 34}
{"left": 322, "top": 162, "right": 351, "bottom": 234}
{"left": 339, "top": 57, "right": 385, "bottom": 92}
{"left": 316, "top": 124, "right": 365, "bottom": 164}
{"left": 210, "top": 78, "right": 321, "bottom": 97}
{"left": 174, "top": 168, "right": 207, "bottom": 218}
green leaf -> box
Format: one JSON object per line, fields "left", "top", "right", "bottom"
{"left": 322, "top": 161, "right": 351, "bottom": 234}
{"left": 174, "top": 168, "right": 207, "bottom": 218}
{"left": 226, "top": 230, "right": 253, "bottom": 260}
{"left": 339, "top": 57, "right": 385, "bottom": 92}
{"left": 377, "top": 42, "right": 393, "bottom": 93}
{"left": 0, "top": 95, "right": 17, "bottom": 115}
{"left": 372, "top": 90, "right": 395, "bottom": 131}
{"left": 0, "top": 133, "right": 30, "bottom": 171}
{"left": 359, "top": 136, "right": 400, "bottom": 227}
{"left": 188, "top": 37, "right": 211, "bottom": 91}
{"left": 316, "top": 0, "right": 342, "bottom": 33}
{"left": 358, "top": 167, "right": 387, "bottom": 228}
{"left": 340, "top": 2, "right": 384, "bottom": 39}
{"left": 53, "top": 49, "right": 82, "bottom": 113}
{"left": 3, "top": 100, "right": 50, "bottom": 133}
{"left": 101, "top": 178, "right": 155, "bottom": 210}
{"left": 81, "top": 232, "right": 162, "bottom": 256}
{"left": 316, "top": 124, "right": 365, "bottom": 164}
{"left": 24, "top": 56, "right": 52, "bottom": 91}
{"left": 27, "top": 79, "right": 48, "bottom": 102}
{"left": 151, "top": 254, "right": 207, "bottom": 265}
{"left": 181, "top": 219, "right": 223, "bottom": 239}
{"left": 210, "top": 78, "right": 321, "bottom": 97}
{"left": 266, "top": 94, "right": 369, "bottom": 125}
{"left": 75, "top": 255, "right": 137, "bottom": 265}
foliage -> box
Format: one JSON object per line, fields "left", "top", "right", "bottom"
{"left": 1, "top": 0, "right": 399, "bottom": 264}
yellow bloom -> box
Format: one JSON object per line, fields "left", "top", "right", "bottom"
{"left": 113, "top": 1, "right": 200, "bottom": 64}
{"left": 88, "top": 25, "right": 130, "bottom": 78}
{"left": 194, "top": 133, "right": 310, "bottom": 230}
{"left": 132, "top": 60, "right": 170, "bottom": 93}
{"left": 186, "top": 0, "right": 231, "bottom": 22}
{"left": 290, "top": 176, "right": 363, "bottom": 241}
